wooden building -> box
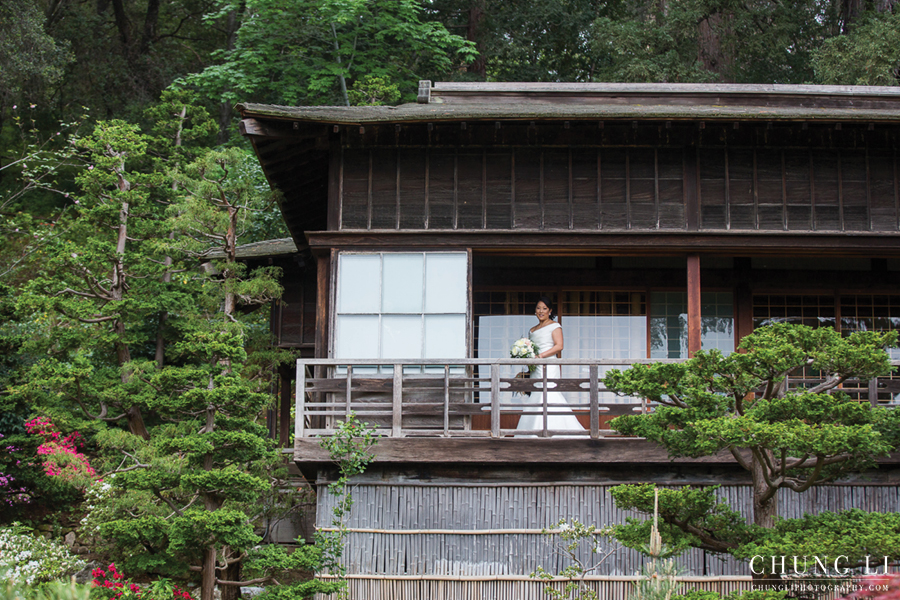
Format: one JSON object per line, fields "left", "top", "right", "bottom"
{"left": 239, "top": 83, "right": 900, "bottom": 599}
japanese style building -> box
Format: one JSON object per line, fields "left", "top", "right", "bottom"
{"left": 239, "top": 83, "right": 900, "bottom": 599}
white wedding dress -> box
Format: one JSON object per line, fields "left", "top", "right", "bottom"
{"left": 515, "top": 322, "right": 585, "bottom": 436}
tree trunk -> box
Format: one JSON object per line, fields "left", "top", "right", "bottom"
{"left": 217, "top": 6, "right": 244, "bottom": 143}
{"left": 201, "top": 546, "right": 217, "bottom": 600}
{"left": 126, "top": 405, "right": 150, "bottom": 439}
{"left": 140, "top": 0, "right": 160, "bottom": 53}
{"left": 220, "top": 560, "right": 242, "bottom": 600}
{"left": 698, "top": 14, "right": 729, "bottom": 81}
{"left": 466, "top": 0, "right": 486, "bottom": 78}
{"left": 109, "top": 0, "right": 132, "bottom": 53}
{"left": 751, "top": 454, "right": 781, "bottom": 587}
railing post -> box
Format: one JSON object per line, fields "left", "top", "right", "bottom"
{"left": 392, "top": 365, "right": 403, "bottom": 437}
{"left": 345, "top": 365, "right": 353, "bottom": 419}
{"left": 443, "top": 365, "right": 450, "bottom": 436}
{"left": 869, "top": 377, "right": 879, "bottom": 407}
{"left": 490, "top": 366, "right": 500, "bottom": 438}
{"left": 542, "top": 364, "right": 548, "bottom": 437}
{"left": 589, "top": 364, "right": 599, "bottom": 439}
{"left": 295, "top": 360, "right": 306, "bottom": 441}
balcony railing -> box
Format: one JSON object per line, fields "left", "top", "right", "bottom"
{"left": 295, "top": 358, "right": 900, "bottom": 440}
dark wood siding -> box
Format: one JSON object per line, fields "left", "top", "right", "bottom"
{"left": 339, "top": 144, "right": 900, "bottom": 233}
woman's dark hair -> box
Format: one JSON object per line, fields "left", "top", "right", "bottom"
{"left": 536, "top": 296, "right": 556, "bottom": 319}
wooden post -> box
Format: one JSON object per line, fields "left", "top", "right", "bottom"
{"left": 392, "top": 365, "right": 403, "bottom": 438}
{"left": 295, "top": 360, "right": 306, "bottom": 440}
{"left": 345, "top": 365, "right": 353, "bottom": 416}
{"left": 314, "top": 251, "right": 331, "bottom": 421}
{"left": 687, "top": 255, "right": 702, "bottom": 357}
{"left": 279, "top": 365, "right": 291, "bottom": 447}
{"left": 589, "top": 364, "right": 599, "bottom": 439}
{"left": 490, "top": 367, "right": 500, "bottom": 438}
{"left": 869, "top": 378, "right": 879, "bottom": 407}
{"left": 443, "top": 365, "right": 450, "bottom": 436}
{"left": 541, "top": 366, "right": 549, "bottom": 437}
{"left": 734, "top": 258, "right": 753, "bottom": 349}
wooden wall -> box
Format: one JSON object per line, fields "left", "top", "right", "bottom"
{"left": 338, "top": 145, "right": 900, "bottom": 233}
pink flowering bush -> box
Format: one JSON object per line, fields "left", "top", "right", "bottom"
{"left": 26, "top": 416, "right": 97, "bottom": 489}
{"left": 91, "top": 563, "right": 193, "bottom": 600}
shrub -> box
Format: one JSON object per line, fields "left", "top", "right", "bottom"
{"left": 90, "top": 564, "right": 192, "bottom": 600}
{"left": 25, "top": 418, "right": 96, "bottom": 489}
{"left": 0, "top": 577, "right": 93, "bottom": 600}
{"left": 0, "top": 524, "right": 85, "bottom": 585}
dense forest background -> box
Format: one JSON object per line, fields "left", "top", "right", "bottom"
{"left": 1, "top": 0, "right": 900, "bottom": 595}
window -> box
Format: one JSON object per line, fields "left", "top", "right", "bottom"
{"left": 333, "top": 252, "right": 468, "bottom": 363}
{"left": 650, "top": 292, "right": 734, "bottom": 359}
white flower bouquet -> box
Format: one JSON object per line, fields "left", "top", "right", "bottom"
{"left": 510, "top": 337, "right": 540, "bottom": 372}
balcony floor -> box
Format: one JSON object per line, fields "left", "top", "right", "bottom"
{"left": 294, "top": 437, "right": 740, "bottom": 466}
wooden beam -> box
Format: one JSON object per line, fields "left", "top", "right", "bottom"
{"left": 293, "top": 437, "right": 743, "bottom": 464}
{"left": 240, "top": 118, "right": 328, "bottom": 143}
{"left": 687, "top": 254, "right": 701, "bottom": 356}
{"left": 305, "top": 230, "right": 900, "bottom": 255}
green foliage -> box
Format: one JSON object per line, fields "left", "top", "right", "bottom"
{"left": 0, "top": 0, "right": 72, "bottom": 109}
{"left": 629, "top": 558, "right": 682, "bottom": 600}
{"left": 243, "top": 543, "right": 345, "bottom": 600}
{"left": 591, "top": 12, "right": 715, "bottom": 84}
{"left": 607, "top": 324, "right": 898, "bottom": 482}
{"left": 0, "top": 577, "right": 93, "bottom": 600}
{"left": 733, "top": 509, "right": 900, "bottom": 569}
{"left": 316, "top": 413, "right": 378, "bottom": 578}
{"left": 178, "top": 0, "right": 476, "bottom": 107}
{"left": 612, "top": 486, "right": 900, "bottom": 574}
{"left": 605, "top": 324, "right": 900, "bottom": 571}
{"left": 348, "top": 76, "right": 402, "bottom": 107}
{"left": 0, "top": 524, "right": 85, "bottom": 585}
{"left": 610, "top": 485, "right": 756, "bottom": 556}
{"left": 530, "top": 519, "right": 616, "bottom": 600}
{"left": 813, "top": 11, "right": 900, "bottom": 86}
{"left": 674, "top": 591, "right": 721, "bottom": 600}
{"left": 475, "top": 0, "right": 609, "bottom": 82}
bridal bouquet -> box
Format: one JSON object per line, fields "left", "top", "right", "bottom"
{"left": 510, "top": 337, "right": 540, "bottom": 373}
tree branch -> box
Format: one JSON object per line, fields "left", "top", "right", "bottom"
{"left": 216, "top": 577, "right": 272, "bottom": 587}
{"left": 152, "top": 488, "right": 185, "bottom": 517}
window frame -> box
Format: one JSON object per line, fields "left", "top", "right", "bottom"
{"left": 330, "top": 250, "right": 472, "bottom": 361}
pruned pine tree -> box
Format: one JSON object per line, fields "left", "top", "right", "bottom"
{"left": 605, "top": 324, "right": 900, "bottom": 578}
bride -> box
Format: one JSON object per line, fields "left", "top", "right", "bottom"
{"left": 515, "top": 297, "right": 585, "bottom": 436}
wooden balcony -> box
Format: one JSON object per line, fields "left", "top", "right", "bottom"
{"left": 292, "top": 358, "right": 900, "bottom": 466}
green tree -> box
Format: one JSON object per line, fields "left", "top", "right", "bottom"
{"left": 588, "top": 0, "right": 835, "bottom": 85}
{"left": 178, "top": 0, "right": 476, "bottom": 111}
{"left": 0, "top": 0, "right": 72, "bottom": 125}
{"left": 605, "top": 324, "right": 900, "bottom": 575}
{"left": 78, "top": 146, "right": 333, "bottom": 600}
{"left": 813, "top": 10, "right": 900, "bottom": 86}
{"left": 12, "top": 120, "right": 166, "bottom": 439}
